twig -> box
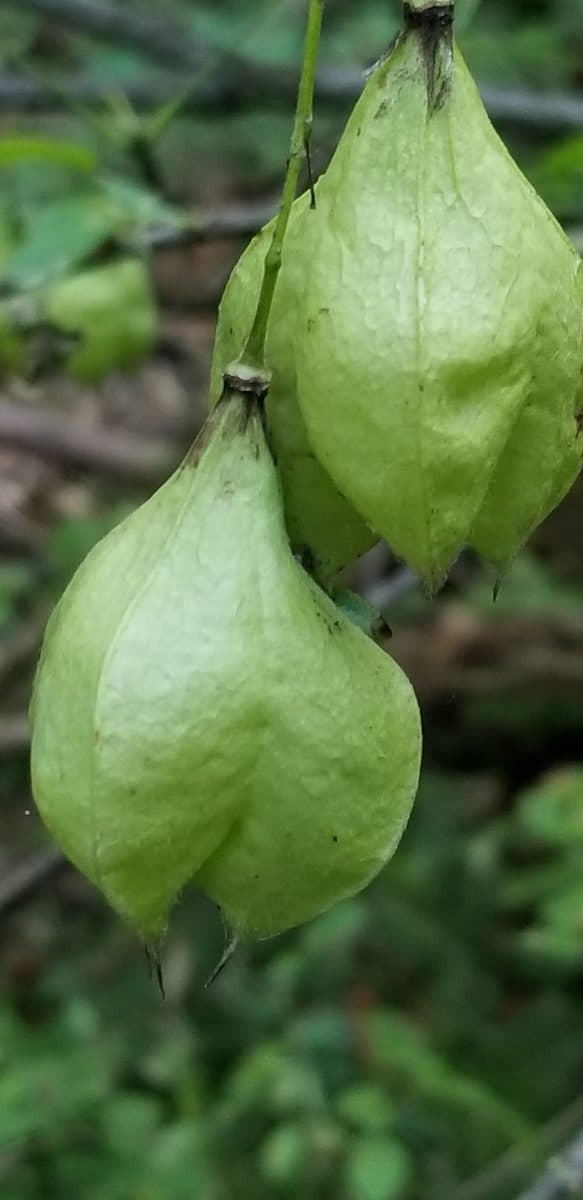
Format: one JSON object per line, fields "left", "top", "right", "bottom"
{"left": 0, "top": 70, "right": 580, "bottom": 131}
{"left": 479, "top": 82, "right": 583, "bottom": 132}
{"left": 0, "top": 399, "right": 182, "bottom": 485}
{"left": 0, "top": 846, "right": 66, "bottom": 918}
{"left": 514, "top": 1127, "right": 583, "bottom": 1200}
{"left": 455, "top": 1098, "right": 583, "bottom": 1200}
{"left": 136, "top": 196, "right": 279, "bottom": 252}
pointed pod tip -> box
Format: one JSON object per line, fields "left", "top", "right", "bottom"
{"left": 144, "top": 943, "right": 166, "bottom": 1000}
{"left": 421, "top": 566, "right": 450, "bottom": 600}
{"left": 204, "top": 932, "right": 240, "bottom": 990}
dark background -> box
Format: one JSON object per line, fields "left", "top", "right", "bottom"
{"left": 1, "top": 2, "right": 583, "bottom": 1198}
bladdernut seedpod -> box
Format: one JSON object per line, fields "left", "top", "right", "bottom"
{"left": 295, "top": 1, "right": 583, "bottom": 587}
{"left": 211, "top": 195, "right": 377, "bottom": 582}
{"left": 30, "top": 384, "right": 421, "bottom": 941}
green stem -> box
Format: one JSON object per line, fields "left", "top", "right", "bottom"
{"left": 241, "top": 0, "right": 324, "bottom": 371}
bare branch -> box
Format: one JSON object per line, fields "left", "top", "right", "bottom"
{"left": 454, "top": 1098, "right": 583, "bottom": 1200}
{"left": 0, "top": 399, "right": 181, "bottom": 485}
{"left": 1, "top": 0, "right": 203, "bottom": 71}
{"left": 0, "top": 846, "right": 66, "bottom": 919}
{"left": 479, "top": 83, "right": 583, "bottom": 133}
{"left": 0, "top": 70, "right": 580, "bottom": 133}
{"left": 514, "top": 1128, "right": 583, "bottom": 1200}
{"left": 137, "top": 196, "right": 278, "bottom": 252}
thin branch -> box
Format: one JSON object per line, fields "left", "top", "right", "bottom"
{"left": 0, "top": 71, "right": 580, "bottom": 132}
{"left": 514, "top": 1127, "right": 583, "bottom": 1200}
{"left": 455, "top": 1099, "right": 583, "bottom": 1200}
{"left": 0, "top": 846, "right": 66, "bottom": 918}
{"left": 1, "top": 0, "right": 203, "bottom": 71}
{"left": 0, "top": 399, "right": 181, "bottom": 485}
{"left": 479, "top": 83, "right": 583, "bottom": 132}
{"left": 138, "top": 196, "right": 279, "bottom": 252}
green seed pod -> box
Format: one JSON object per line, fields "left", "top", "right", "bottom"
{"left": 30, "top": 387, "right": 421, "bottom": 942}
{"left": 43, "top": 257, "right": 156, "bottom": 382}
{"left": 211, "top": 195, "right": 377, "bottom": 583}
{"left": 295, "top": 2, "right": 583, "bottom": 587}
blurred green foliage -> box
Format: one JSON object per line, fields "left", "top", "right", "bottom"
{"left": 0, "top": 2, "right": 582, "bottom": 1198}
{"left": 4, "top": 748, "right": 583, "bottom": 1198}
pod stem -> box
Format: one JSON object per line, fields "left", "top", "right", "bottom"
{"left": 240, "top": 0, "right": 324, "bottom": 372}
{"left": 403, "top": 1, "right": 455, "bottom": 39}
{"left": 404, "top": 0, "right": 454, "bottom": 13}
{"left": 403, "top": 0, "right": 455, "bottom": 113}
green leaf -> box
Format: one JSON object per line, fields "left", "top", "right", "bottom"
{"left": 102, "top": 1093, "right": 162, "bottom": 1153}
{"left": 3, "top": 194, "right": 124, "bottom": 289}
{"left": 260, "top": 1122, "right": 307, "bottom": 1186}
{"left": 100, "top": 175, "right": 184, "bottom": 233}
{"left": 300, "top": 897, "right": 369, "bottom": 958}
{"left": 517, "top": 925, "right": 583, "bottom": 973}
{"left": 0, "top": 137, "right": 97, "bottom": 173}
{"left": 0, "top": 10, "right": 38, "bottom": 62}
{"left": 517, "top": 768, "right": 583, "bottom": 847}
{"left": 0, "top": 1048, "right": 114, "bottom": 1152}
{"left": 365, "top": 1010, "right": 530, "bottom": 1144}
{"left": 344, "top": 1136, "right": 413, "bottom": 1200}
{"left": 336, "top": 1084, "right": 396, "bottom": 1133}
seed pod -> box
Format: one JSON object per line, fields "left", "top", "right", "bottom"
{"left": 295, "top": 2, "right": 583, "bottom": 587}
{"left": 30, "top": 385, "right": 421, "bottom": 941}
{"left": 43, "top": 257, "right": 156, "bottom": 382}
{"left": 211, "top": 195, "right": 377, "bottom": 583}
